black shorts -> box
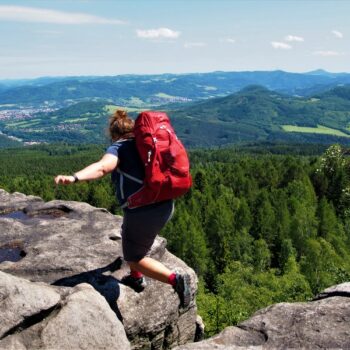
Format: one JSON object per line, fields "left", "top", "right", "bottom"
{"left": 121, "top": 200, "right": 174, "bottom": 262}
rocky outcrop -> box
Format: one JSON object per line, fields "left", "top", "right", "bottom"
{"left": 175, "top": 282, "right": 350, "bottom": 349}
{"left": 0, "top": 272, "right": 130, "bottom": 350}
{"left": 0, "top": 189, "right": 198, "bottom": 350}
{"left": 2, "top": 188, "right": 350, "bottom": 350}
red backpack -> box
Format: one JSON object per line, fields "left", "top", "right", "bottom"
{"left": 124, "top": 111, "right": 192, "bottom": 209}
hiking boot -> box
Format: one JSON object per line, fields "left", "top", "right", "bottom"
{"left": 173, "top": 273, "right": 191, "bottom": 307}
{"left": 121, "top": 274, "right": 147, "bottom": 293}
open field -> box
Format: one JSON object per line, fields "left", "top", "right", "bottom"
{"left": 281, "top": 124, "right": 350, "bottom": 138}
{"left": 6, "top": 120, "right": 41, "bottom": 128}
{"left": 104, "top": 105, "right": 144, "bottom": 113}
{"left": 63, "top": 117, "right": 89, "bottom": 123}
{"left": 127, "top": 97, "right": 145, "bottom": 106}
{"left": 155, "top": 92, "right": 178, "bottom": 99}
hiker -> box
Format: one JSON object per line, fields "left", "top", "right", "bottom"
{"left": 54, "top": 109, "right": 191, "bottom": 307}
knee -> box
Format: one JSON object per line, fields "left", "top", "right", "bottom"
{"left": 128, "top": 260, "right": 140, "bottom": 269}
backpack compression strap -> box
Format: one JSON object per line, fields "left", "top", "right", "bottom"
{"left": 116, "top": 168, "right": 144, "bottom": 209}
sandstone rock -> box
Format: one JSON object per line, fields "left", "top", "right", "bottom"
{"left": 175, "top": 283, "right": 350, "bottom": 349}
{"left": 174, "top": 326, "right": 264, "bottom": 350}
{"left": 194, "top": 315, "right": 205, "bottom": 342}
{"left": 0, "top": 189, "right": 43, "bottom": 214}
{"left": 0, "top": 271, "right": 130, "bottom": 350}
{"left": 115, "top": 248, "right": 197, "bottom": 349}
{"left": 314, "top": 282, "right": 350, "bottom": 300}
{"left": 0, "top": 189, "right": 198, "bottom": 349}
{"left": 0, "top": 196, "right": 124, "bottom": 282}
{"left": 0, "top": 271, "right": 61, "bottom": 339}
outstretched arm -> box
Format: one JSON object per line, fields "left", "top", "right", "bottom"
{"left": 54, "top": 154, "right": 118, "bottom": 185}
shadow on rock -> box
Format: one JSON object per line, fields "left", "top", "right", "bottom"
{"left": 52, "top": 257, "right": 123, "bottom": 320}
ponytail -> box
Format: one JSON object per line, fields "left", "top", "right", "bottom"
{"left": 108, "top": 110, "right": 134, "bottom": 141}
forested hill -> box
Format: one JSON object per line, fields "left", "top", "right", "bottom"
{"left": 315, "top": 84, "right": 350, "bottom": 100}
{"left": 171, "top": 84, "right": 350, "bottom": 146}
{"left": 0, "top": 143, "right": 350, "bottom": 336}
{"left": 2, "top": 84, "right": 350, "bottom": 147}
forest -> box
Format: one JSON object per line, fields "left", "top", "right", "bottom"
{"left": 1, "top": 143, "right": 350, "bottom": 336}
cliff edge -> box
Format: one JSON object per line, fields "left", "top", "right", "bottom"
{"left": 1, "top": 189, "right": 350, "bottom": 350}
{"left": 0, "top": 189, "right": 198, "bottom": 350}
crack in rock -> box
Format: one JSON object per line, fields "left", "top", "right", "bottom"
{"left": 313, "top": 291, "right": 350, "bottom": 301}
{"left": 236, "top": 324, "right": 268, "bottom": 343}
{"left": 0, "top": 305, "right": 60, "bottom": 340}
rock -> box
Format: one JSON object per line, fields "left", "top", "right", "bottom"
{"left": 175, "top": 283, "right": 350, "bottom": 349}
{"left": 0, "top": 189, "right": 198, "bottom": 349}
{"left": 194, "top": 315, "right": 205, "bottom": 342}
{"left": 116, "top": 251, "right": 197, "bottom": 349}
{"left": 175, "top": 326, "right": 264, "bottom": 350}
{"left": 0, "top": 271, "right": 61, "bottom": 339}
{"left": 0, "top": 189, "right": 43, "bottom": 214}
{"left": 313, "top": 282, "right": 350, "bottom": 300}
{"left": 0, "top": 271, "right": 130, "bottom": 350}
{"left": 0, "top": 196, "right": 124, "bottom": 283}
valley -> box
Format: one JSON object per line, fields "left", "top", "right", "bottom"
{"left": 1, "top": 70, "right": 350, "bottom": 148}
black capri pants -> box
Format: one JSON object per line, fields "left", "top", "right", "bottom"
{"left": 121, "top": 200, "right": 174, "bottom": 262}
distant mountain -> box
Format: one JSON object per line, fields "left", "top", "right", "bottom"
{"left": 306, "top": 69, "right": 335, "bottom": 77}
{"left": 306, "top": 69, "right": 349, "bottom": 77}
{"left": 2, "top": 70, "right": 350, "bottom": 106}
{"left": 2, "top": 84, "right": 350, "bottom": 147}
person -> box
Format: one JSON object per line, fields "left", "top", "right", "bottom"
{"left": 54, "top": 109, "right": 191, "bottom": 307}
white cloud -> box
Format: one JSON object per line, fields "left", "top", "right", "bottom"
{"left": 271, "top": 42, "right": 292, "bottom": 50}
{"left": 313, "top": 50, "right": 341, "bottom": 56}
{"left": 332, "top": 30, "right": 343, "bottom": 38}
{"left": 285, "top": 35, "right": 304, "bottom": 42}
{"left": 136, "top": 28, "right": 180, "bottom": 39}
{"left": 184, "top": 42, "right": 207, "bottom": 48}
{"left": 219, "top": 37, "right": 236, "bottom": 44}
{"left": 0, "top": 5, "right": 124, "bottom": 25}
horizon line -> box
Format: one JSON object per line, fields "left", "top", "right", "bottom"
{"left": 1, "top": 68, "right": 349, "bottom": 82}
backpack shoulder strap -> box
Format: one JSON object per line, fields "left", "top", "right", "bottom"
{"left": 116, "top": 168, "right": 143, "bottom": 184}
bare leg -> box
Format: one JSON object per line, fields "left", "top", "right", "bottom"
{"left": 127, "top": 257, "right": 191, "bottom": 307}
{"left": 128, "top": 257, "right": 172, "bottom": 284}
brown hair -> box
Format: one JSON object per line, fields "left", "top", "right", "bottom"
{"left": 108, "top": 109, "right": 134, "bottom": 141}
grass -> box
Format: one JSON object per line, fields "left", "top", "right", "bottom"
{"left": 64, "top": 118, "right": 89, "bottom": 123}
{"left": 282, "top": 124, "right": 350, "bottom": 138}
{"left": 127, "top": 97, "right": 145, "bottom": 106}
{"left": 6, "top": 121, "right": 30, "bottom": 127}
{"left": 6, "top": 120, "right": 41, "bottom": 128}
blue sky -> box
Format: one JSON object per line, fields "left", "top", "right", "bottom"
{"left": 0, "top": 0, "right": 349, "bottom": 78}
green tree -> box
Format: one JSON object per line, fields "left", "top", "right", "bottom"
{"left": 252, "top": 239, "right": 271, "bottom": 271}
{"left": 253, "top": 190, "right": 276, "bottom": 245}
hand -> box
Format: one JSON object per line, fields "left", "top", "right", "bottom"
{"left": 54, "top": 175, "right": 75, "bottom": 185}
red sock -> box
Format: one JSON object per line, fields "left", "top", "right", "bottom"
{"left": 168, "top": 272, "right": 177, "bottom": 286}
{"left": 130, "top": 270, "right": 143, "bottom": 279}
